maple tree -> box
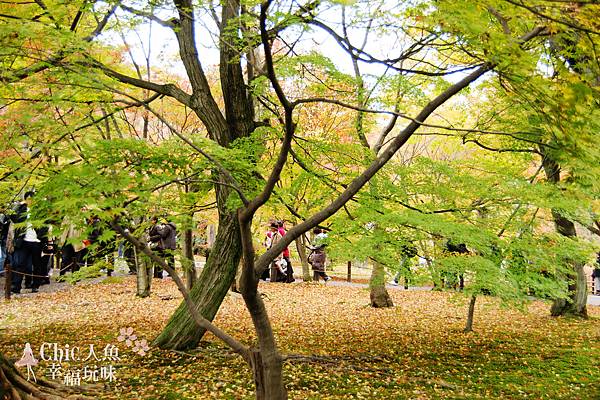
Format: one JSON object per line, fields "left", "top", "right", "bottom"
{"left": 1, "top": 0, "right": 600, "bottom": 399}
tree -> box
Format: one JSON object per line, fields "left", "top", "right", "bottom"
{"left": 3, "top": 0, "right": 599, "bottom": 398}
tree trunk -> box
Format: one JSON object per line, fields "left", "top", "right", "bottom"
{"left": 237, "top": 211, "right": 287, "bottom": 399}
{"left": 542, "top": 155, "right": 588, "bottom": 318}
{"left": 240, "top": 271, "right": 287, "bottom": 400}
{"left": 464, "top": 295, "right": 477, "bottom": 332}
{"left": 135, "top": 246, "right": 151, "bottom": 298}
{"left": 0, "top": 352, "right": 100, "bottom": 399}
{"left": 182, "top": 227, "right": 196, "bottom": 291}
{"left": 231, "top": 261, "right": 242, "bottom": 293}
{"left": 153, "top": 210, "right": 242, "bottom": 350}
{"left": 295, "top": 235, "right": 311, "bottom": 282}
{"left": 369, "top": 260, "right": 393, "bottom": 308}
{"left": 550, "top": 261, "right": 588, "bottom": 318}
{"left": 247, "top": 347, "right": 286, "bottom": 400}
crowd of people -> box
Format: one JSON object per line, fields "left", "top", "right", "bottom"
{"left": 0, "top": 192, "right": 180, "bottom": 294}
{"left": 262, "top": 220, "right": 330, "bottom": 283}
{"left": 3, "top": 193, "right": 600, "bottom": 295}
{"left": 0, "top": 192, "right": 334, "bottom": 295}
{"left": 0, "top": 193, "right": 336, "bottom": 296}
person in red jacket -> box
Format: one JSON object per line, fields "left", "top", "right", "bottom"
{"left": 277, "top": 220, "right": 295, "bottom": 283}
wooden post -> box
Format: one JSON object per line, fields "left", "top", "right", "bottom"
{"left": 4, "top": 259, "right": 11, "bottom": 300}
{"left": 347, "top": 261, "right": 351, "bottom": 282}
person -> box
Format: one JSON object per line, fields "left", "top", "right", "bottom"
{"left": 149, "top": 217, "right": 177, "bottom": 279}
{"left": 27, "top": 225, "right": 52, "bottom": 286}
{"left": 0, "top": 212, "right": 10, "bottom": 276}
{"left": 266, "top": 222, "right": 287, "bottom": 282}
{"left": 308, "top": 228, "right": 330, "bottom": 282}
{"left": 277, "top": 220, "right": 295, "bottom": 283}
{"left": 391, "top": 242, "right": 418, "bottom": 289}
{"left": 10, "top": 191, "right": 44, "bottom": 294}
{"left": 58, "top": 216, "right": 87, "bottom": 275}
{"left": 40, "top": 235, "right": 55, "bottom": 285}
{"left": 592, "top": 253, "right": 600, "bottom": 295}
{"left": 260, "top": 222, "right": 274, "bottom": 281}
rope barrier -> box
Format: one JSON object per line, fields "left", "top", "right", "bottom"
{"left": 8, "top": 270, "right": 51, "bottom": 278}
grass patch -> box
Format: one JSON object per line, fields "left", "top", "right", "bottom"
{"left": 1, "top": 278, "right": 598, "bottom": 399}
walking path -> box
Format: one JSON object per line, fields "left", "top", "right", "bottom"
{"left": 292, "top": 277, "right": 600, "bottom": 305}
{"left": 2, "top": 269, "right": 599, "bottom": 306}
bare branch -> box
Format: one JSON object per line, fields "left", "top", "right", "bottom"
{"left": 240, "top": 0, "right": 296, "bottom": 218}
{"left": 120, "top": 4, "right": 175, "bottom": 28}
{"left": 462, "top": 137, "right": 540, "bottom": 154}
{"left": 84, "top": 58, "right": 192, "bottom": 106}
{"left": 502, "top": 0, "right": 600, "bottom": 36}
{"left": 488, "top": 6, "right": 511, "bottom": 35}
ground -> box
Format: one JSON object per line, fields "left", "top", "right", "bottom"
{"left": 1, "top": 277, "right": 599, "bottom": 399}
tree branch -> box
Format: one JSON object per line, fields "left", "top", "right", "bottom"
{"left": 120, "top": 4, "right": 175, "bottom": 28}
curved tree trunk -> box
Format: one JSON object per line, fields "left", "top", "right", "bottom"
{"left": 153, "top": 208, "right": 242, "bottom": 350}
{"left": 369, "top": 260, "right": 393, "bottom": 308}
{"left": 238, "top": 217, "right": 287, "bottom": 400}
{"left": 136, "top": 249, "right": 151, "bottom": 298}
{"left": 0, "top": 353, "right": 100, "bottom": 399}
{"left": 131, "top": 219, "right": 151, "bottom": 298}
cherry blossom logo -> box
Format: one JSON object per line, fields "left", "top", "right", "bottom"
{"left": 117, "top": 327, "right": 137, "bottom": 346}
{"left": 132, "top": 339, "right": 150, "bottom": 356}
{"left": 117, "top": 327, "right": 149, "bottom": 356}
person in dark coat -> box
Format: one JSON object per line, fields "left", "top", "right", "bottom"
{"left": 58, "top": 217, "right": 86, "bottom": 275}
{"left": 10, "top": 192, "right": 44, "bottom": 293}
{"left": 592, "top": 253, "right": 600, "bottom": 296}
{"left": 84, "top": 215, "right": 116, "bottom": 276}
{"left": 149, "top": 217, "right": 177, "bottom": 279}
{"left": 309, "top": 228, "right": 330, "bottom": 282}
{"left": 392, "top": 242, "right": 418, "bottom": 289}
{"left": 0, "top": 212, "right": 10, "bottom": 276}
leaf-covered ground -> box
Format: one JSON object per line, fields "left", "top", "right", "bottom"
{"left": 1, "top": 278, "right": 599, "bottom": 399}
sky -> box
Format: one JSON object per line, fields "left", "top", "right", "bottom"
{"left": 102, "top": 3, "right": 412, "bottom": 84}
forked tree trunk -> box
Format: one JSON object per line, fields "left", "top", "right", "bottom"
{"left": 295, "top": 235, "right": 311, "bottom": 282}
{"left": 464, "top": 295, "right": 477, "bottom": 332}
{"left": 370, "top": 261, "right": 393, "bottom": 308}
{"left": 153, "top": 210, "right": 242, "bottom": 349}
{"left": 0, "top": 353, "right": 100, "bottom": 399}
